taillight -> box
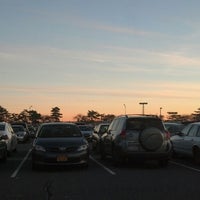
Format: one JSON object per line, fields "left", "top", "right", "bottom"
{"left": 165, "top": 130, "right": 170, "bottom": 140}
{"left": 120, "top": 130, "right": 126, "bottom": 138}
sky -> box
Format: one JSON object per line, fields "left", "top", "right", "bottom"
{"left": 1, "top": 0, "right": 200, "bottom": 121}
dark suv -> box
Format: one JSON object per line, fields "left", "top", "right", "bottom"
{"left": 100, "top": 115, "right": 172, "bottom": 166}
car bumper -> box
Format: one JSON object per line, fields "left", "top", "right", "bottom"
{"left": 115, "top": 143, "right": 172, "bottom": 161}
{"left": 32, "top": 150, "right": 89, "bottom": 166}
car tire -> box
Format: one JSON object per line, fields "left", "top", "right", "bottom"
{"left": 139, "top": 127, "right": 163, "bottom": 151}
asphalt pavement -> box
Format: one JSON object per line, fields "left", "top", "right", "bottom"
{"left": 0, "top": 139, "right": 200, "bottom": 200}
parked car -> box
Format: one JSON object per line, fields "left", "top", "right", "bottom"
{"left": 170, "top": 122, "right": 200, "bottom": 163}
{"left": 11, "top": 125, "right": 29, "bottom": 142}
{"left": 0, "top": 139, "right": 7, "bottom": 162}
{"left": 100, "top": 115, "right": 172, "bottom": 167}
{"left": 92, "top": 123, "right": 110, "bottom": 152}
{"left": 164, "top": 122, "right": 185, "bottom": 137}
{"left": 11, "top": 122, "right": 30, "bottom": 138}
{"left": 0, "top": 122, "right": 18, "bottom": 154}
{"left": 32, "top": 122, "right": 89, "bottom": 170}
{"left": 78, "top": 125, "right": 93, "bottom": 142}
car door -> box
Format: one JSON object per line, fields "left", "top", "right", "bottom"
{"left": 8, "top": 124, "right": 17, "bottom": 151}
{"left": 181, "top": 125, "right": 198, "bottom": 156}
{"left": 103, "top": 118, "right": 119, "bottom": 155}
{"left": 171, "top": 124, "right": 192, "bottom": 154}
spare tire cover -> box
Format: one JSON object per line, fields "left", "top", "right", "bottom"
{"left": 139, "top": 127, "right": 163, "bottom": 151}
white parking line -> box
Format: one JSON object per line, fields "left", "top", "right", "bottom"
{"left": 170, "top": 161, "right": 200, "bottom": 173}
{"left": 89, "top": 155, "right": 116, "bottom": 175}
{"left": 11, "top": 148, "right": 32, "bottom": 178}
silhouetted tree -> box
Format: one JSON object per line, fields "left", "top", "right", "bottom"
{"left": 87, "top": 110, "right": 100, "bottom": 122}
{"left": 29, "top": 110, "right": 42, "bottom": 124}
{"left": 0, "top": 106, "right": 9, "bottom": 122}
{"left": 50, "top": 107, "right": 63, "bottom": 122}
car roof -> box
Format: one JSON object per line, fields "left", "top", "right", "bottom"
{"left": 41, "top": 122, "right": 76, "bottom": 126}
{"left": 117, "top": 114, "right": 160, "bottom": 119}
{"left": 190, "top": 122, "right": 200, "bottom": 125}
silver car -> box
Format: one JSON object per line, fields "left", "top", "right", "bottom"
{"left": 100, "top": 115, "right": 172, "bottom": 167}
{"left": 171, "top": 122, "right": 200, "bottom": 163}
{"left": 0, "top": 122, "right": 18, "bottom": 154}
{"left": 12, "top": 125, "right": 29, "bottom": 142}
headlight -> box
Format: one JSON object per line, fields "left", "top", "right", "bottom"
{"left": 34, "top": 145, "right": 46, "bottom": 152}
{"left": 77, "top": 145, "right": 88, "bottom": 152}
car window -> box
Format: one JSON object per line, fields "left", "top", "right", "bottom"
{"left": 196, "top": 127, "right": 200, "bottom": 137}
{"left": 181, "top": 124, "right": 193, "bottom": 136}
{"left": 188, "top": 125, "right": 199, "bottom": 137}
{"left": 12, "top": 126, "right": 25, "bottom": 132}
{"left": 0, "top": 125, "right": 5, "bottom": 131}
{"left": 109, "top": 118, "right": 118, "bottom": 131}
{"left": 126, "top": 118, "right": 164, "bottom": 131}
{"left": 38, "top": 124, "right": 82, "bottom": 138}
{"left": 99, "top": 125, "right": 109, "bottom": 134}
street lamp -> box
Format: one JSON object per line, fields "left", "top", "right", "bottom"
{"left": 160, "top": 107, "right": 162, "bottom": 118}
{"left": 123, "top": 104, "right": 126, "bottom": 115}
{"left": 139, "top": 102, "right": 148, "bottom": 115}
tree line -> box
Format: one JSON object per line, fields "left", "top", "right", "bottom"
{"left": 0, "top": 106, "right": 62, "bottom": 124}
{"left": 1, "top": 105, "right": 200, "bottom": 125}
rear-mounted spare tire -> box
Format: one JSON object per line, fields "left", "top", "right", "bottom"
{"left": 139, "top": 127, "right": 163, "bottom": 151}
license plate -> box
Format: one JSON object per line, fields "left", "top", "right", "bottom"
{"left": 57, "top": 154, "right": 68, "bottom": 162}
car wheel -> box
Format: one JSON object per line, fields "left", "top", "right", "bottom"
{"left": 139, "top": 128, "right": 163, "bottom": 151}
{"left": 193, "top": 147, "right": 200, "bottom": 164}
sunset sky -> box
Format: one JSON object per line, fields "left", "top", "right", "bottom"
{"left": 1, "top": 0, "right": 200, "bottom": 121}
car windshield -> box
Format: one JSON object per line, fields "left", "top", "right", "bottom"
{"left": 38, "top": 124, "right": 82, "bottom": 138}
{"left": 0, "top": 125, "right": 5, "bottom": 131}
{"left": 126, "top": 118, "right": 164, "bottom": 131}
{"left": 12, "top": 126, "right": 25, "bottom": 132}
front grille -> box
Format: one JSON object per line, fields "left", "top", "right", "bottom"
{"left": 46, "top": 146, "right": 77, "bottom": 153}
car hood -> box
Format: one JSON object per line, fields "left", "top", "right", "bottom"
{"left": 34, "top": 137, "right": 86, "bottom": 148}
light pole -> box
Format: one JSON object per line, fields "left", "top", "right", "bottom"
{"left": 160, "top": 107, "right": 162, "bottom": 118}
{"left": 139, "top": 102, "right": 148, "bottom": 115}
{"left": 123, "top": 104, "right": 126, "bottom": 115}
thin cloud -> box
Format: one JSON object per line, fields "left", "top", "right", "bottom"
{"left": 1, "top": 81, "right": 200, "bottom": 100}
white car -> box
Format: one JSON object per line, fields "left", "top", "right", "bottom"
{"left": 171, "top": 122, "right": 200, "bottom": 163}
{"left": 0, "top": 122, "right": 18, "bottom": 154}
{"left": 12, "top": 125, "right": 29, "bottom": 142}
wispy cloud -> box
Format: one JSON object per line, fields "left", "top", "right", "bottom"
{"left": 1, "top": 80, "right": 200, "bottom": 100}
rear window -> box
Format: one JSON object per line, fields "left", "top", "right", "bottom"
{"left": 38, "top": 124, "right": 82, "bottom": 138}
{"left": 126, "top": 118, "right": 164, "bottom": 131}
{"left": 12, "top": 126, "right": 25, "bottom": 132}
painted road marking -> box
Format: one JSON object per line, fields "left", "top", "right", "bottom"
{"left": 11, "top": 148, "right": 32, "bottom": 178}
{"left": 170, "top": 161, "right": 200, "bottom": 173}
{"left": 89, "top": 155, "right": 116, "bottom": 175}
